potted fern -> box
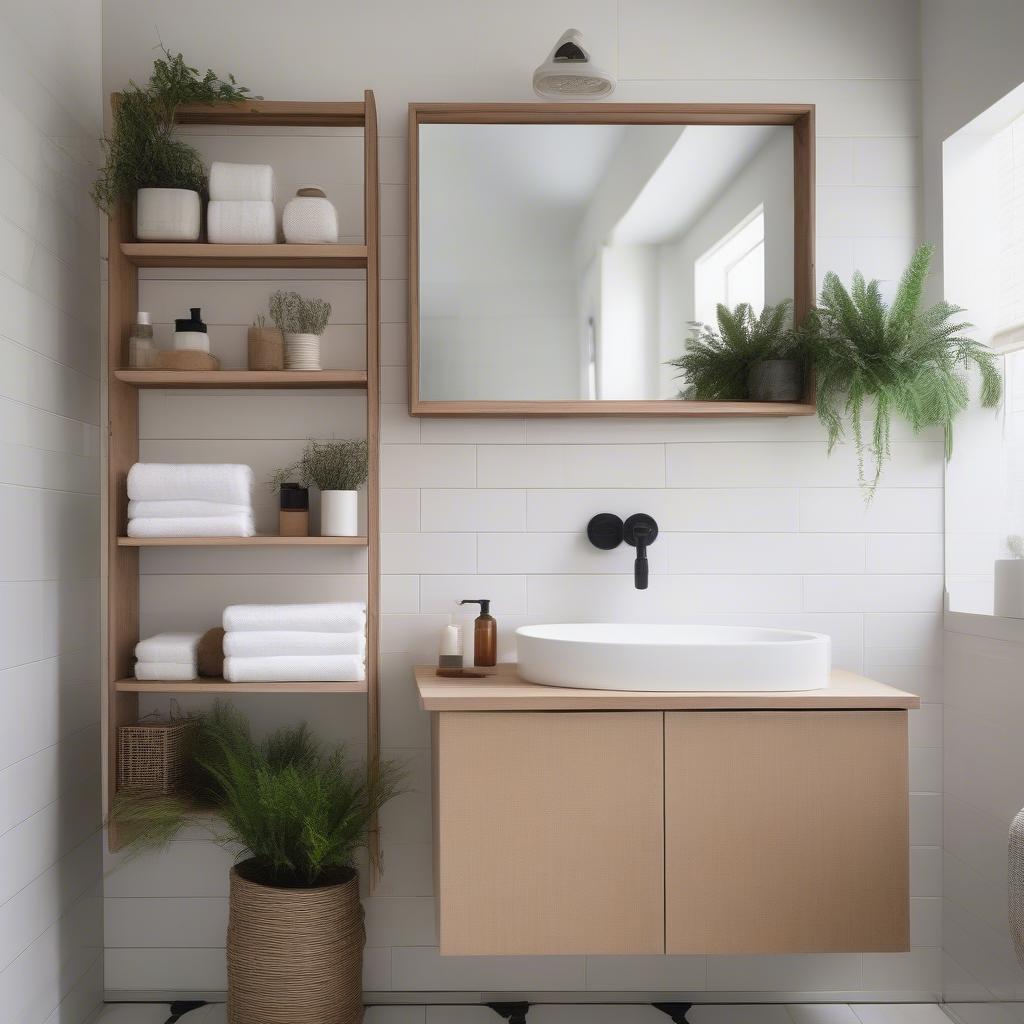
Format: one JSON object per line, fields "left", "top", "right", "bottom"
{"left": 807, "top": 243, "right": 1002, "bottom": 496}
{"left": 270, "top": 290, "right": 332, "bottom": 371}
{"left": 92, "top": 48, "right": 252, "bottom": 241}
{"left": 274, "top": 438, "right": 369, "bottom": 537}
{"left": 668, "top": 300, "right": 805, "bottom": 401}
{"left": 112, "top": 703, "right": 403, "bottom": 1024}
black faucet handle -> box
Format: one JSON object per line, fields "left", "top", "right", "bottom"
{"left": 623, "top": 513, "right": 658, "bottom": 548}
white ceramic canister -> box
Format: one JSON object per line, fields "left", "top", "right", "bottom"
{"left": 283, "top": 186, "right": 338, "bottom": 244}
{"left": 284, "top": 332, "right": 321, "bottom": 370}
{"left": 136, "top": 188, "right": 201, "bottom": 242}
{"left": 995, "top": 559, "right": 1024, "bottom": 617}
{"left": 320, "top": 490, "right": 358, "bottom": 537}
{"left": 173, "top": 307, "right": 211, "bottom": 353}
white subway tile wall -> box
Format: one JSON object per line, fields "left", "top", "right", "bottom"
{"left": 0, "top": 3, "right": 103, "bottom": 1023}
{"left": 99, "top": 0, "right": 940, "bottom": 1005}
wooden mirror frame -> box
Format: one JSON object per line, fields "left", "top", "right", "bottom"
{"left": 408, "top": 102, "right": 815, "bottom": 417}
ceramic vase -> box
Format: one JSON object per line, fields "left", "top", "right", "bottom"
{"left": 136, "top": 188, "right": 201, "bottom": 241}
{"left": 995, "top": 559, "right": 1024, "bottom": 617}
{"left": 283, "top": 186, "right": 339, "bottom": 243}
{"left": 321, "top": 490, "right": 358, "bottom": 537}
{"left": 284, "top": 332, "right": 322, "bottom": 371}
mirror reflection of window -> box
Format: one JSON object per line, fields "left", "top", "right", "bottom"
{"left": 694, "top": 206, "right": 765, "bottom": 328}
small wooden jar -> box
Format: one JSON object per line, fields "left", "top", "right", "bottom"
{"left": 279, "top": 483, "right": 310, "bottom": 537}
{"left": 248, "top": 327, "right": 285, "bottom": 371}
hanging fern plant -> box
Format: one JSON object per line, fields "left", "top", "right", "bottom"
{"left": 667, "top": 300, "right": 801, "bottom": 400}
{"left": 807, "top": 243, "right": 1003, "bottom": 498}
{"left": 92, "top": 48, "right": 254, "bottom": 212}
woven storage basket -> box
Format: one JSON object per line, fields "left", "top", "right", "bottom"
{"left": 228, "top": 863, "right": 364, "bottom": 1024}
{"left": 117, "top": 715, "right": 194, "bottom": 793}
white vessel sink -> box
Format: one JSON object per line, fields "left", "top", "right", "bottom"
{"left": 515, "top": 623, "right": 830, "bottom": 692}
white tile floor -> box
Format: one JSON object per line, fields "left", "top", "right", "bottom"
{"left": 93, "top": 1002, "right": 958, "bottom": 1024}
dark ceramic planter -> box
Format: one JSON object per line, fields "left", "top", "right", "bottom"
{"left": 748, "top": 359, "right": 804, "bottom": 402}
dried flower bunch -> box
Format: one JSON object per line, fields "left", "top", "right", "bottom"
{"left": 269, "top": 291, "right": 332, "bottom": 335}
{"left": 271, "top": 438, "right": 369, "bottom": 493}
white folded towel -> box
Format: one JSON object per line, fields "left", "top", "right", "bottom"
{"left": 223, "top": 655, "right": 365, "bottom": 683}
{"left": 135, "top": 632, "right": 202, "bottom": 664}
{"left": 127, "top": 515, "right": 255, "bottom": 538}
{"left": 223, "top": 602, "right": 366, "bottom": 634}
{"left": 207, "top": 200, "right": 276, "bottom": 244}
{"left": 129, "top": 499, "right": 252, "bottom": 519}
{"left": 128, "top": 464, "right": 254, "bottom": 505}
{"left": 210, "top": 161, "right": 274, "bottom": 202}
{"left": 135, "top": 661, "right": 198, "bottom": 681}
{"left": 224, "top": 631, "right": 365, "bottom": 658}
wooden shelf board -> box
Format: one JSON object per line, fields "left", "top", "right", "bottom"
{"left": 113, "top": 369, "right": 367, "bottom": 389}
{"left": 116, "top": 677, "right": 367, "bottom": 694}
{"left": 121, "top": 242, "right": 367, "bottom": 269}
{"left": 117, "top": 534, "right": 368, "bottom": 547}
{"left": 174, "top": 99, "right": 365, "bottom": 127}
{"left": 412, "top": 399, "right": 817, "bottom": 417}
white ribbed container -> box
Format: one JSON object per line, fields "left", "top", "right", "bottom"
{"left": 284, "top": 332, "right": 321, "bottom": 370}
{"left": 283, "top": 186, "right": 338, "bottom": 244}
{"left": 995, "top": 559, "right": 1024, "bottom": 617}
{"left": 321, "top": 490, "right": 358, "bottom": 537}
{"left": 136, "top": 188, "right": 201, "bottom": 241}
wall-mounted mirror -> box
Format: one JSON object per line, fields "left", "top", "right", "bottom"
{"left": 409, "top": 104, "right": 814, "bottom": 416}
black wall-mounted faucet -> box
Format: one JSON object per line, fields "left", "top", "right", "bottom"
{"left": 587, "top": 512, "right": 659, "bottom": 590}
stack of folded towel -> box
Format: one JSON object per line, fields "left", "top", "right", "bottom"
{"left": 127, "top": 463, "right": 256, "bottom": 538}
{"left": 135, "top": 632, "right": 201, "bottom": 680}
{"left": 207, "top": 161, "right": 276, "bottom": 244}
{"left": 222, "top": 602, "right": 366, "bottom": 682}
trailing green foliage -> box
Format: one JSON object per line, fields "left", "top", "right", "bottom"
{"left": 112, "top": 703, "right": 404, "bottom": 888}
{"left": 92, "top": 48, "right": 252, "bottom": 211}
{"left": 269, "top": 290, "right": 332, "bottom": 335}
{"left": 807, "top": 243, "right": 1003, "bottom": 497}
{"left": 667, "top": 300, "right": 801, "bottom": 400}
{"left": 270, "top": 438, "right": 369, "bottom": 493}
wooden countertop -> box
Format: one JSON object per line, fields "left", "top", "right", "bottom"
{"left": 415, "top": 663, "right": 921, "bottom": 711}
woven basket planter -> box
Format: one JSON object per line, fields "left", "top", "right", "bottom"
{"left": 228, "top": 862, "right": 364, "bottom": 1024}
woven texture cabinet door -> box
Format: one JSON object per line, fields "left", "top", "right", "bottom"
{"left": 665, "top": 710, "right": 910, "bottom": 954}
{"left": 435, "top": 711, "right": 664, "bottom": 955}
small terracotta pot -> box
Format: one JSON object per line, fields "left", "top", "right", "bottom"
{"left": 247, "top": 327, "right": 285, "bottom": 371}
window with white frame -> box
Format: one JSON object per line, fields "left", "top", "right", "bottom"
{"left": 694, "top": 205, "right": 765, "bottom": 327}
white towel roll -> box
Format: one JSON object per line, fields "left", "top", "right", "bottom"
{"left": 209, "top": 161, "right": 275, "bottom": 202}
{"left": 207, "top": 200, "right": 276, "bottom": 244}
{"left": 223, "top": 631, "right": 366, "bottom": 658}
{"left": 129, "top": 499, "right": 252, "bottom": 519}
{"left": 127, "top": 464, "right": 254, "bottom": 505}
{"left": 135, "top": 632, "right": 202, "bottom": 664}
{"left": 135, "top": 661, "right": 198, "bottom": 681}
{"left": 127, "top": 515, "right": 255, "bottom": 538}
{"left": 224, "top": 655, "right": 365, "bottom": 683}
{"left": 223, "top": 602, "right": 366, "bottom": 634}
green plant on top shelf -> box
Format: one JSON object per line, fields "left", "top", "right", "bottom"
{"left": 270, "top": 438, "right": 369, "bottom": 494}
{"left": 805, "top": 243, "right": 1003, "bottom": 498}
{"left": 667, "top": 300, "right": 803, "bottom": 400}
{"left": 269, "top": 290, "right": 332, "bottom": 336}
{"left": 92, "top": 47, "right": 254, "bottom": 211}
{"left": 111, "top": 701, "right": 404, "bottom": 887}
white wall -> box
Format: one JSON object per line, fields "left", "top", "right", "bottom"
{"left": 0, "top": 1, "right": 104, "bottom": 1021}
{"left": 921, "top": 0, "right": 1024, "bottom": 1006}
{"left": 101, "top": 0, "right": 938, "bottom": 1004}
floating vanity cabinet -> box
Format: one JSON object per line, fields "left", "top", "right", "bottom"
{"left": 664, "top": 710, "right": 909, "bottom": 954}
{"left": 433, "top": 711, "right": 665, "bottom": 955}
{"left": 417, "top": 665, "right": 919, "bottom": 957}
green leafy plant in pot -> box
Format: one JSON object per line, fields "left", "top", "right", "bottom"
{"left": 92, "top": 48, "right": 252, "bottom": 241}
{"left": 270, "top": 290, "right": 332, "bottom": 371}
{"left": 112, "top": 703, "right": 404, "bottom": 1024}
{"left": 667, "top": 300, "right": 806, "bottom": 401}
{"left": 273, "top": 438, "right": 369, "bottom": 537}
{"left": 806, "top": 243, "right": 1002, "bottom": 498}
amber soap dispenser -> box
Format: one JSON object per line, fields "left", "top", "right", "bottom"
{"left": 459, "top": 599, "right": 496, "bottom": 666}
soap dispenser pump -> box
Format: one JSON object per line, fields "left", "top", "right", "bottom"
{"left": 459, "top": 599, "right": 496, "bottom": 667}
